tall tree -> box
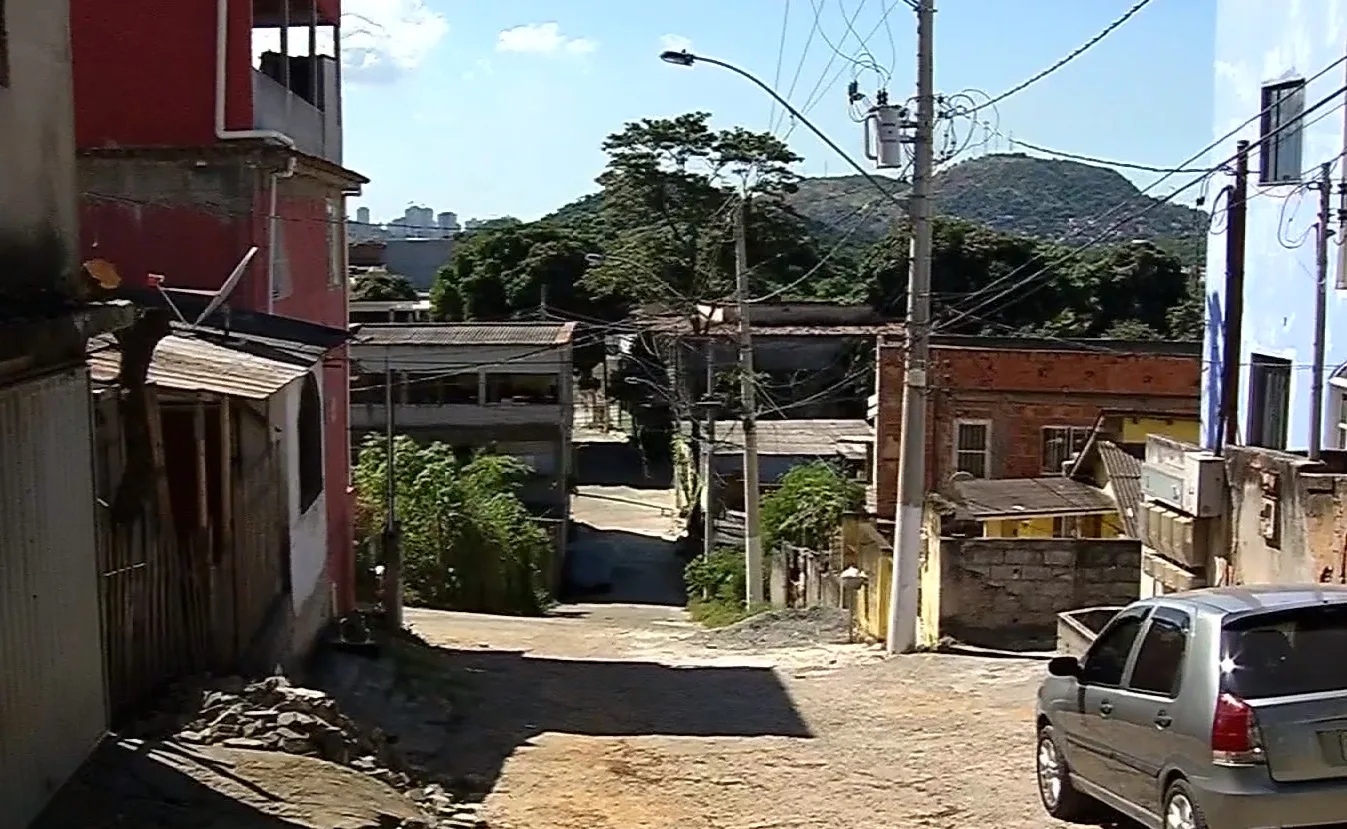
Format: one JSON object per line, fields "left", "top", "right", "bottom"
{"left": 352, "top": 271, "right": 418, "bottom": 302}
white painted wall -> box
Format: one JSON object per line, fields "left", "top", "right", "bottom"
{"left": 271, "top": 370, "right": 329, "bottom": 613}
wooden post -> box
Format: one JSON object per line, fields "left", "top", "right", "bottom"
{"left": 218, "top": 398, "right": 237, "bottom": 659}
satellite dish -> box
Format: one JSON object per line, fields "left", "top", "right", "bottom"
{"left": 190, "top": 246, "right": 259, "bottom": 329}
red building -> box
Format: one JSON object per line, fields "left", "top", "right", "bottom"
{"left": 69, "top": 0, "right": 367, "bottom": 615}
{"left": 873, "top": 335, "right": 1202, "bottom": 517}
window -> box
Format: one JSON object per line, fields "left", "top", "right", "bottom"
{"left": 1259, "top": 79, "right": 1306, "bottom": 185}
{"left": 1041, "top": 425, "right": 1091, "bottom": 474}
{"left": 1127, "top": 607, "right": 1191, "bottom": 697}
{"left": 954, "top": 419, "right": 991, "bottom": 478}
{"left": 1081, "top": 606, "right": 1151, "bottom": 687}
{"left": 297, "top": 373, "right": 324, "bottom": 512}
{"left": 0, "top": 0, "right": 9, "bottom": 88}
{"left": 1247, "top": 354, "right": 1291, "bottom": 449}
{"left": 485, "top": 373, "right": 560, "bottom": 405}
{"left": 327, "top": 199, "right": 345, "bottom": 287}
{"left": 1221, "top": 604, "right": 1347, "bottom": 699}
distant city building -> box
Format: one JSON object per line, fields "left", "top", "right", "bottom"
{"left": 347, "top": 204, "right": 464, "bottom": 243}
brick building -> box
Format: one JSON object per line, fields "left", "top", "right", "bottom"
{"left": 873, "top": 335, "right": 1201, "bottom": 517}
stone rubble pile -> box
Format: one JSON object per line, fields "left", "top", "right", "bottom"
{"left": 134, "top": 674, "right": 487, "bottom": 829}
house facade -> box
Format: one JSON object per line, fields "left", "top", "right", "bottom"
{"left": 873, "top": 335, "right": 1202, "bottom": 518}
{"left": 1204, "top": 0, "right": 1347, "bottom": 451}
{"left": 68, "top": 0, "right": 366, "bottom": 613}
{"left": 0, "top": 1, "right": 130, "bottom": 825}
{"left": 348, "top": 323, "right": 576, "bottom": 535}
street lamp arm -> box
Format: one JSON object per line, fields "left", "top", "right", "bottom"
{"left": 659, "top": 50, "right": 904, "bottom": 209}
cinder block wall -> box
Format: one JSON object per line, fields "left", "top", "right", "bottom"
{"left": 934, "top": 537, "right": 1140, "bottom": 650}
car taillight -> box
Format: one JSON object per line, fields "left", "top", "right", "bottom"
{"left": 1211, "top": 692, "right": 1265, "bottom": 765}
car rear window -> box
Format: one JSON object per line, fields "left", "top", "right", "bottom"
{"left": 1221, "top": 604, "right": 1347, "bottom": 699}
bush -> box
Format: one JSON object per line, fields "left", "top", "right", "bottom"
{"left": 685, "top": 547, "right": 746, "bottom": 605}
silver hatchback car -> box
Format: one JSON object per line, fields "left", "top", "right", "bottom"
{"left": 1036, "top": 585, "right": 1347, "bottom": 829}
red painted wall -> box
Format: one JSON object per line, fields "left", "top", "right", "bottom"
{"left": 71, "top": 0, "right": 254, "bottom": 148}
{"left": 79, "top": 198, "right": 267, "bottom": 308}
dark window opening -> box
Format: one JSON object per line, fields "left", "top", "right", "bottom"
{"left": 1247, "top": 353, "right": 1291, "bottom": 449}
{"left": 1259, "top": 79, "right": 1307, "bottom": 185}
{"left": 485, "top": 373, "right": 559, "bottom": 404}
{"left": 298, "top": 374, "right": 324, "bottom": 512}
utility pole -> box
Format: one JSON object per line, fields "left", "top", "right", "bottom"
{"left": 735, "top": 197, "right": 764, "bottom": 607}
{"left": 1217, "top": 140, "right": 1249, "bottom": 453}
{"left": 1310, "top": 162, "right": 1333, "bottom": 460}
{"left": 885, "top": 0, "right": 935, "bottom": 655}
{"left": 382, "top": 355, "right": 404, "bottom": 629}
{"left": 698, "top": 396, "right": 719, "bottom": 567}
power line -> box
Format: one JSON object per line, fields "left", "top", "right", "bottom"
{"left": 769, "top": 0, "right": 793, "bottom": 130}
{"left": 971, "top": 0, "right": 1156, "bottom": 114}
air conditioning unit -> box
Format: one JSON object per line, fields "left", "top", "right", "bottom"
{"left": 1142, "top": 442, "right": 1225, "bottom": 517}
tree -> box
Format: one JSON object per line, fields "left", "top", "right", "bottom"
{"left": 761, "top": 461, "right": 864, "bottom": 552}
{"left": 351, "top": 435, "right": 550, "bottom": 614}
{"left": 352, "top": 271, "right": 418, "bottom": 302}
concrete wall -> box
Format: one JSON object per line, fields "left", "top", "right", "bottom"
{"left": 874, "top": 339, "right": 1201, "bottom": 516}
{"left": 1225, "top": 445, "right": 1347, "bottom": 585}
{"left": 381, "top": 238, "right": 455, "bottom": 291}
{"left": 1204, "top": 0, "right": 1347, "bottom": 450}
{"left": 271, "top": 372, "right": 330, "bottom": 617}
{"left": 0, "top": 0, "right": 81, "bottom": 303}
{"left": 928, "top": 537, "right": 1141, "bottom": 650}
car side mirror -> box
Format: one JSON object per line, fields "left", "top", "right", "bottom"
{"left": 1047, "top": 656, "right": 1081, "bottom": 677}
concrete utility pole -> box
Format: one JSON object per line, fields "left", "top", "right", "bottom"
{"left": 1217, "top": 141, "right": 1249, "bottom": 454}
{"left": 382, "top": 355, "right": 404, "bottom": 629}
{"left": 1310, "top": 162, "right": 1334, "bottom": 460}
{"left": 735, "top": 197, "right": 765, "bottom": 607}
{"left": 886, "top": 0, "right": 935, "bottom": 655}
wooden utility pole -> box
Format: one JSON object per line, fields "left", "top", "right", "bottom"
{"left": 1310, "top": 162, "right": 1333, "bottom": 459}
{"left": 734, "top": 198, "right": 764, "bottom": 606}
{"left": 886, "top": 0, "right": 935, "bottom": 654}
{"left": 1218, "top": 140, "right": 1249, "bottom": 453}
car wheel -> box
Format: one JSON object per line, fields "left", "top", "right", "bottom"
{"left": 1163, "top": 779, "right": 1209, "bottom": 829}
{"left": 1036, "top": 725, "right": 1095, "bottom": 821}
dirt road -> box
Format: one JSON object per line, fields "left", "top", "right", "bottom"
{"left": 409, "top": 604, "right": 1069, "bottom": 829}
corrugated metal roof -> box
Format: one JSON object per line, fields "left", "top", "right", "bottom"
{"left": 954, "top": 476, "right": 1118, "bottom": 519}
{"left": 87, "top": 331, "right": 316, "bottom": 399}
{"left": 704, "top": 419, "right": 873, "bottom": 457}
{"left": 355, "top": 322, "right": 577, "bottom": 347}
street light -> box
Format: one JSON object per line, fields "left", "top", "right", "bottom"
{"left": 656, "top": 49, "right": 902, "bottom": 209}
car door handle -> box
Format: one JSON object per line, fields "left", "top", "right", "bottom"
{"left": 1154, "top": 712, "right": 1172, "bottom": 729}
{"left": 1099, "top": 701, "right": 1113, "bottom": 717}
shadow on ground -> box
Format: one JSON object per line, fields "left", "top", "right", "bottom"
{"left": 573, "top": 440, "right": 673, "bottom": 488}
{"left": 561, "top": 524, "right": 688, "bottom": 607}
{"left": 33, "top": 740, "right": 306, "bottom": 829}
{"left": 430, "top": 646, "right": 814, "bottom": 799}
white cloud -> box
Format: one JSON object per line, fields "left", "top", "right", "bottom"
{"left": 496, "top": 22, "right": 597, "bottom": 56}
{"left": 253, "top": 0, "right": 448, "bottom": 84}
{"left": 462, "top": 57, "right": 493, "bottom": 81}
{"left": 658, "top": 34, "right": 692, "bottom": 53}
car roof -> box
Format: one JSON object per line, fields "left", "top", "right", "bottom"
{"left": 1155, "top": 584, "right": 1347, "bottom": 617}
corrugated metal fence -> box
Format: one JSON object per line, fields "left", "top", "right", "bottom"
{"left": 0, "top": 369, "right": 109, "bottom": 829}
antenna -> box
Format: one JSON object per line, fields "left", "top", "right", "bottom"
{"left": 191, "top": 247, "right": 259, "bottom": 329}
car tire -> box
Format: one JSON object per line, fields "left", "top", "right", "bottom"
{"left": 1163, "top": 779, "right": 1209, "bottom": 829}
{"left": 1036, "top": 725, "right": 1095, "bottom": 822}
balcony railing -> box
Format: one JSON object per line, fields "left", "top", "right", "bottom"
{"left": 252, "top": 64, "right": 342, "bottom": 165}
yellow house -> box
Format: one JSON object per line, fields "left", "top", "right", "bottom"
{"left": 951, "top": 476, "right": 1125, "bottom": 539}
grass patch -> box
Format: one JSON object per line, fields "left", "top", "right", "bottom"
{"left": 688, "top": 598, "right": 771, "bottom": 628}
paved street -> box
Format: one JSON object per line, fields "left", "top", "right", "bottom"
{"left": 408, "top": 604, "right": 1070, "bottom": 829}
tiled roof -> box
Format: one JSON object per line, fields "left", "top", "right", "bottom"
{"left": 354, "top": 322, "right": 576, "bottom": 347}
{"left": 953, "top": 476, "right": 1118, "bottom": 519}
{"left": 1097, "top": 440, "right": 1144, "bottom": 536}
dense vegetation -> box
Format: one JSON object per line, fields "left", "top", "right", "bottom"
{"left": 430, "top": 112, "right": 1205, "bottom": 343}
{"left": 352, "top": 271, "right": 418, "bottom": 302}
{"left": 761, "top": 462, "right": 866, "bottom": 552}
{"left": 351, "top": 436, "right": 550, "bottom": 615}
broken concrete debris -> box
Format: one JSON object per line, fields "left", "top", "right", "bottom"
{"left": 131, "top": 674, "right": 487, "bottom": 829}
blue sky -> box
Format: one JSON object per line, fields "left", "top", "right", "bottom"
{"left": 336, "top": 0, "right": 1217, "bottom": 225}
